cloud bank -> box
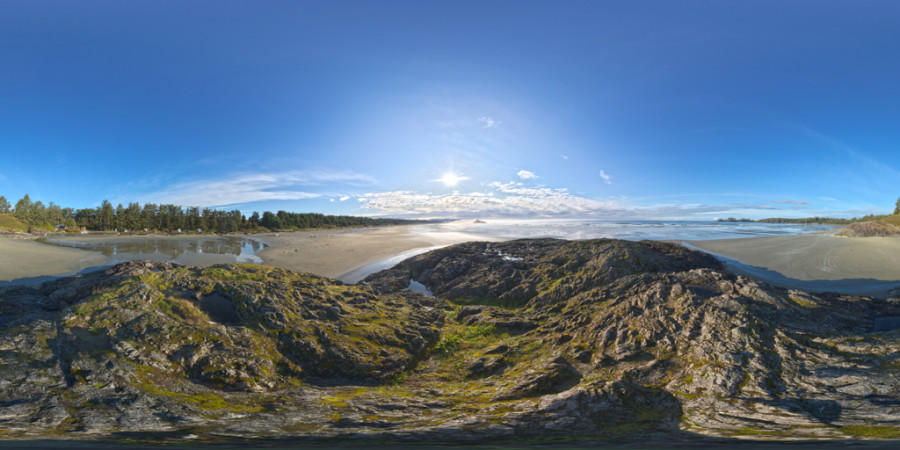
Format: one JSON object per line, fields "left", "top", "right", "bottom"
{"left": 360, "top": 180, "right": 622, "bottom": 217}
{"left": 359, "top": 178, "right": 832, "bottom": 219}
{"left": 135, "top": 170, "right": 376, "bottom": 207}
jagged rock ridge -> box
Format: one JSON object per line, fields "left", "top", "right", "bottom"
{"left": 1, "top": 239, "right": 900, "bottom": 442}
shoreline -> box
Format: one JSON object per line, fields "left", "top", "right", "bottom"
{"left": 0, "top": 225, "right": 499, "bottom": 285}
{"left": 254, "top": 225, "right": 500, "bottom": 281}
{"left": 0, "top": 238, "right": 108, "bottom": 285}
{"left": 4, "top": 225, "right": 900, "bottom": 298}
{"left": 686, "top": 230, "right": 900, "bottom": 298}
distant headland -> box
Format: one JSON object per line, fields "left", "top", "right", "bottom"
{"left": 717, "top": 197, "right": 900, "bottom": 237}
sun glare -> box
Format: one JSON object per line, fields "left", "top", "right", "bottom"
{"left": 435, "top": 172, "right": 468, "bottom": 187}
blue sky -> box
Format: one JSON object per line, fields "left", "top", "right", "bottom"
{"left": 2, "top": 1, "right": 900, "bottom": 220}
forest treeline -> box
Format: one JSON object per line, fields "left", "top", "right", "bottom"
{"left": 719, "top": 215, "right": 889, "bottom": 225}
{"left": 720, "top": 198, "right": 900, "bottom": 225}
{"left": 0, "top": 194, "right": 421, "bottom": 233}
{"left": 756, "top": 216, "right": 878, "bottom": 225}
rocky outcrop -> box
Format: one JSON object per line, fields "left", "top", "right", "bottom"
{"left": 491, "top": 355, "right": 581, "bottom": 401}
{"left": 836, "top": 220, "right": 900, "bottom": 237}
{"left": 0, "top": 262, "right": 444, "bottom": 437}
{"left": 3, "top": 239, "right": 900, "bottom": 443}
{"left": 364, "top": 239, "right": 900, "bottom": 440}
{"left": 365, "top": 238, "right": 723, "bottom": 308}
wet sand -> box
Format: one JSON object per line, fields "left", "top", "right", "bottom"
{"left": 687, "top": 230, "right": 900, "bottom": 297}
{"left": 0, "top": 237, "right": 107, "bottom": 284}
{"left": 8, "top": 225, "right": 900, "bottom": 297}
{"left": 256, "top": 226, "right": 497, "bottom": 280}
{"left": 0, "top": 226, "right": 494, "bottom": 285}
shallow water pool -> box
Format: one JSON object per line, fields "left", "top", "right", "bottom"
{"left": 43, "top": 236, "right": 268, "bottom": 266}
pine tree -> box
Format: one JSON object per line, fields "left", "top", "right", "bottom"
{"left": 14, "top": 194, "right": 32, "bottom": 225}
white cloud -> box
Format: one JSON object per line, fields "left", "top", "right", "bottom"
{"left": 517, "top": 170, "right": 538, "bottom": 180}
{"left": 773, "top": 199, "right": 810, "bottom": 205}
{"left": 359, "top": 173, "right": 836, "bottom": 219}
{"left": 339, "top": 196, "right": 351, "bottom": 202}
{"left": 478, "top": 116, "right": 500, "bottom": 129}
{"left": 358, "top": 177, "right": 886, "bottom": 219}
{"left": 599, "top": 170, "right": 612, "bottom": 185}
{"left": 560, "top": 155, "right": 569, "bottom": 160}
{"left": 360, "top": 181, "right": 622, "bottom": 217}
{"left": 136, "top": 170, "right": 375, "bottom": 207}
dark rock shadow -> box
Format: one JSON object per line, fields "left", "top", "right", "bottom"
{"left": 196, "top": 293, "right": 240, "bottom": 325}
{"left": 797, "top": 398, "right": 843, "bottom": 424}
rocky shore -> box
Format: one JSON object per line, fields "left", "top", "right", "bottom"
{"left": 2, "top": 239, "right": 900, "bottom": 444}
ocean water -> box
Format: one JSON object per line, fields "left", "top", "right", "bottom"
{"left": 415, "top": 219, "right": 836, "bottom": 242}
{"left": 337, "top": 219, "right": 836, "bottom": 284}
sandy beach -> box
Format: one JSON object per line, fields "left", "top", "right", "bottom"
{"left": 687, "top": 230, "right": 900, "bottom": 297}
{"left": 0, "top": 237, "right": 107, "bottom": 284}
{"left": 255, "top": 225, "right": 497, "bottom": 280}
{"left": 5, "top": 224, "right": 900, "bottom": 297}
{"left": 0, "top": 225, "right": 496, "bottom": 285}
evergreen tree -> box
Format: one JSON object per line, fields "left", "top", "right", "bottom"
{"left": 99, "top": 200, "right": 114, "bottom": 230}
{"left": 64, "top": 217, "right": 78, "bottom": 233}
{"left": 14, "top": 194, "right": 32, "bottom": 225}
{"left": 0, "top": 196, "right": 10, "bottom": 214}
{"left": 895, "top": 197, "right": 900, "bottom": 215}
{"left": 29, "top": 200, "right": 47, "bottom": 228}
{"left": 47, "top": 202, "right": 63, "bottom": 228}
{"left": 260, "top": 211, "right": 281, "bottom": 229}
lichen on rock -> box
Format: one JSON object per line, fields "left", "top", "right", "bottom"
{"left": 3, "top": 239, "right": 900, "bottom": 443}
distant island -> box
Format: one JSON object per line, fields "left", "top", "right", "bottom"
{"left": 0, "top": 193, "right": 424, "bottom": 234}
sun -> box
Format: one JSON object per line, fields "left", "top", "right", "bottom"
{"left": 435, "top": 172, "right": 469, "bottom": 187}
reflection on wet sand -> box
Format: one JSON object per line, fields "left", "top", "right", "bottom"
{"left": 46, "top": 237, "right": 267, "bottom": 265}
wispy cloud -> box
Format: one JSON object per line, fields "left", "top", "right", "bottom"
{"left": 560, "top": 155, "right": 569, "bottom": 160}
{"left": 773, "top": 199, "right": 809, "bottom": 205}
{"left": 599, "top": 170, "right": 612, "bottom": 185}
{"left": 798, "top": 126, "right": 900, "bottom": 178}
{"left": 135, "top": 170, "right": 376, "bottom": 207}
{"left": 478, "top": 116, "right": 500, "bottom": 129}
{"left": 339, "top": 196, "right": 351, "bottom": 202}
{"left": 517, "top": 170, "right": 538, "bottom": 180}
